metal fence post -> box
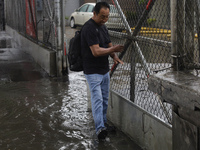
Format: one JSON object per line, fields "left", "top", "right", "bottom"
{"left": 130, "top": 43, "right": 136, "bottom": 102}
{"left": 171, "top": 0, "right": 185, "bottom": 71}
{"left": 171, "top": 0, "right": 178, "bottom": 71}
{"left": 61, "top": 0, "right": 68, "bottom": 76}
{"left": 177, "top": 0, "right": 185, "bottom": 71}
{"left": 185, "top": 0, "right": 194, "bottom": 68}
{"left": 195, "top": 0, "right": 200, "bottom": 63}
{"left": 43, "top": 0, "right": 48, "bottom": 43}
{"left": 55, "top": 0, "right": 63, "bottom": 77}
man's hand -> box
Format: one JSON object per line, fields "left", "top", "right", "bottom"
{"left": 110, "top": 45, "right": 124, "bottom": 64}
{"left": 113, "top": 45, "right": 124, "bottom": 53}
{"left": 112, "top": 53, "right": 124, "bottom": 65}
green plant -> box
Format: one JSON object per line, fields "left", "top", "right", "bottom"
{"left": 147, "top": 18, "right": 156, "bottom": 26}
{"left": 65, "top": 16, "right": 69, "bottom": 20}
{"left": 139, "top": 0, "right": 147, "bottom": 5}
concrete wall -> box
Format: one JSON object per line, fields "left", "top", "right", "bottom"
{"left": 5, "top": 25, "right": 56, "bottom": 77}
{"left": 107, "top": 90, "right": 172, "bottom": 150}
{"left": 148, "top": 71, "right": 200, "bottom": 150}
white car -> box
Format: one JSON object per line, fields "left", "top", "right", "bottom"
{"left": 70, "top": 3, "right": 95, "bottom": 28}
{"left": 69, "top": 3, "right": 125, "bottom": 30}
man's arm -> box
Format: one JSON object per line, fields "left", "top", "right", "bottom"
{"left": 89, "top": 43, "right": 124, "bottom": 64}
{"left": 108, "top": 43, "right": 115, "bottom": 58}
{"left": 89, "top": 44, "right": 124, "bottom": 57}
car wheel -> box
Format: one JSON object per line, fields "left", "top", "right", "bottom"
{"left": 70, "top": 18, "right": 76, "bottom": 28}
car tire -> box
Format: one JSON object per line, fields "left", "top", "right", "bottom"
{"left": 70, "top": 18, "right": 76, "bottom": 28}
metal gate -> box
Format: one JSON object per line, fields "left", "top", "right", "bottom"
{"left": 103, "top": 0, "right": 200, "bottom": 125}
{"left": 5, "top": 0, "right": 65, "bottom": 76}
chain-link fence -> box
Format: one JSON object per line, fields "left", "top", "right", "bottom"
{"left": 102, "top": 0, "right": 200, "bottom": 125}
{"left": 5, "top": 0, "right": 57, "bottom": 50}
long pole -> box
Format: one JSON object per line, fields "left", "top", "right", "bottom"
{"left": 171, "top": 0, "right": 178, "bottom": 71}
{"left": 113, "top": 0, "right": 132, "bottom": 35}
{"left": 185, "top": 0, "right": 194, "bottom": 68}
{"left": 55, "top": 0, "right": 63, "bottom": 77}
{"left": 195, "top": 0, "right": 200, "bottom": 63}
{"left": 61, "top": 0, "right": 68, "bottom": 76}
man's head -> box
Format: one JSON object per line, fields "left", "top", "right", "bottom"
{"left": 92, "top": 2, "right": 110, "bottom": 26}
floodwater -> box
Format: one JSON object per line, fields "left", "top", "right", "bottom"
{"left": 0, "top": 29, "right": 142, "bottom": 149}
{"left": 0, "top": 71, "right": 142, "bottom": 150}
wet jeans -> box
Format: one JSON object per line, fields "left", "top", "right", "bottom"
{"left": 85, "top": 72, "right": 110, "bottom": 135}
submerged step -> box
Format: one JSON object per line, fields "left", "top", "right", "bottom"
{"left": 0, "top": 31, "right": 12, "bottom": 48}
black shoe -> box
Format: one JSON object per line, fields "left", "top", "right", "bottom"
{"left": 97, "top": 129, "right": 108, "bottom": 140}
{"left": 105, "top": 123, "right": 116, "bottom": 132}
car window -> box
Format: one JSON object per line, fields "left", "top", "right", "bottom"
{"left": 87, "top": 5, "right": 94, "bottom": 12}
{"left": 79, "top": 5, "right": 88, "bottom": 12}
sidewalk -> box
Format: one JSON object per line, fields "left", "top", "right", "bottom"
{"left": 0, "top": 31, "right": 48, "bottom": 82}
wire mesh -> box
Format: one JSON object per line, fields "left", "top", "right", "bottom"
{"left": 6, "top": 0, "right": 57, "bottom": 50}
{"left": 104, "top": 0, "right": 173, "bottom": 124}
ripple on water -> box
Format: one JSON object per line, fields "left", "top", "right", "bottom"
{"left": 0, "top": 71, "right": 142, "bottom": 150}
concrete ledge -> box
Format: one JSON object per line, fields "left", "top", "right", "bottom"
{"left": 107, "top": 90, "right": 172, "bottom": 150}
{"left": 173, "top": 111, "right": 199, "bottom": 150}
{"left": 5, "top": 25, "right": 56, "bottom": 77}
{"left": 148, "top": 71, "right": 200, "bottom": 111}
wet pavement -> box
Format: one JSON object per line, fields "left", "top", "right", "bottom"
{"left": 0, "top": 29, "right": 143, "bottom": 150}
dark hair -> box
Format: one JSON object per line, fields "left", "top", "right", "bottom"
{"left": 93, "top": 2, "right": 110, "bottom": 15}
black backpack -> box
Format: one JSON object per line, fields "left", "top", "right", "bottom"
{"left": 68, "top": 29, "right": 83, "bottom": 71}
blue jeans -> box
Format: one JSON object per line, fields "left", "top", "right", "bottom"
{"left": 85, "top": 72, "right": 110, "bottom": 135}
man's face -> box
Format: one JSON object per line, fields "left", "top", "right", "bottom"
{"left": 93, "top": 7, "right": 110, "bottom": 26}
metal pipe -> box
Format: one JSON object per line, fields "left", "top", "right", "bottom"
{"left": 61, "top": 0, "right": 68, "bottom": 76}
{"left": 177, "top": 0, "right": 185, "bottom": 70}
{"left": 171, "top": 0, "right": 178, "bottom": 71}
{"left": 135, "top": 42, "right": 152, "bottom": 75}
{"left": 195, "top": 0, "right": 200, "bottom": 63}
{"left": 108, "top": 31, "right": 171, "bottom": 48}
{"left": 185, "top": 0, "right": 194, "bottom": 67}
{"left": 54, "top": 0, "right": 63, "bottom": 77}
{"left": 44, "top": 0, "right": 51, "bottom": 19}
{"left": 113, "top": 0, "right": 132, "bottom": 35}
{"left": 47, "top": 0, "right": 52, "bottom": 19}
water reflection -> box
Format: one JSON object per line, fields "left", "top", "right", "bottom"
{"left": 0, "top": 71, "right": 142, "bottom": 150}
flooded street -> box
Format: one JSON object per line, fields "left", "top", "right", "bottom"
{"left": 0, "top": 28, "right": 142, "bottom": 149}
{"left": 0, "top": 72, "right": 142, "bottom": 150}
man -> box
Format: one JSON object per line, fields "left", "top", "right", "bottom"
{"left": 81, "top": 2, "right": 124, "bottom": 140}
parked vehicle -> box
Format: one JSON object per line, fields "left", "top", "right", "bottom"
{"left": 70, "top": 3, "right": 95, "bottom": 28}
{"left": 69, "top": 3, "right": 125, "bottom": 30}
